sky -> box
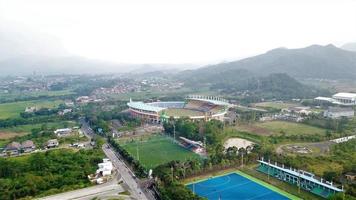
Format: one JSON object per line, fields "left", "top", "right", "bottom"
{"left": 1, "top": 0, "right": 356, "bottom": 64}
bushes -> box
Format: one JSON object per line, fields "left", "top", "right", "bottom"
{"left": 0, "top": 149, "right": 103, "bottom": 200}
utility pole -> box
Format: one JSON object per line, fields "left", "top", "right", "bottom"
{"left": 268, "top": 159, "right": 270, "bottom": 181}
{"left": 171, "top": 166, "right": 174, "bottom": 183}
{"left": 136, "top": 141, "right": 139, "bottom": 161}
{"left": 173, "top": 122, "right": 176, "bottom": 143}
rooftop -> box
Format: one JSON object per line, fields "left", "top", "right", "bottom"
{"left": 332, "top": 92, "right": 356, "bottom": 99}
{"left": 127, "top": 101, "right": 166, "bottom": 113}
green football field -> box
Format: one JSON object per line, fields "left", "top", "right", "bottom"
{"left": 0, "top": 99, "right": 63, "bottom": 119}
{"left": 118, "top": 135, "right": 201, "bottom": 169}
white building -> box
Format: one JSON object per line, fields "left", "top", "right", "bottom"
{"left": 96, "top": 158, "right": 113, "bottom": 176}
{"left": 315, "top": 92, "right": 356, "bottom": 106}
{"left": 332, "top": 93, "right": 356, "bottom": 105}
{"left": 323, "top": 107, "right": 355, "bottom": 119}
{"left": 54, "top": 128, "right": 72, "bottom": 136}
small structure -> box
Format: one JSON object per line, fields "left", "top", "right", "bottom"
{"left": 323, "top": 107, "right": 355, "bottom": 119}
{"left": 47, "top": 139, "right": 59, "bottom": 148}
{"left": 54, "top": 128, "right": 72, "bottom": 137}
{"left": 330, "top": 135, "right": 356, "bottom": 143}
{"left": 64, "top": 100, "right": 74, "bottom": 107}
{"left": 5, "top": 142, "right": 21, "bottom": 155}
{"left": 179, "top": 136, "right": 205, "bottom": 154}
{"left": 58, "top": 108, "right": 72, "bottom": 116}
{"left": 21, "top": 140, "right": 36, "bottom": 153}
{"left": 282, "top": 106, "right": 312, "bottom": 116}
{"left": 25, "top": 106, "right": 37, "bottom": 113}
{"left": 96, "top": 158, "right": 113, "bottom": 177}
{"left": 345, "top": 172, "right": 356, "bottom": 182}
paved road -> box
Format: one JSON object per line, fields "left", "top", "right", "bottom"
{"left": 38, "top": 177, "right": 125, "bottom": 200}
{"left": 103, "top": 144, "right": 149, "bottom": 200}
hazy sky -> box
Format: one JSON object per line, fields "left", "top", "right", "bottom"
{"left": 1, "top": 0, "right": 356, "bottom": 64}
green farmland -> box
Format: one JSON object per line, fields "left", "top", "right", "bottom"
{"left": 0, "top": 100, "right": 63, "bottom": 119}
{"left": 118, "top": 135, "right": 201, "bottom": 169}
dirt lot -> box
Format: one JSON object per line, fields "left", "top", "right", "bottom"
{"left": 0, "top": 131, "right": 26, "bottom": 139}
{"left": 236, "top": 124, "right": 272, "bottom": 135}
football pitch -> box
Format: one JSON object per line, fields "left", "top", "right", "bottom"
{"left": 118, "top": 135, "right": 201, "bottom": 169}
{"left": 187, "top": 172, "right": 300, "bottom": 200}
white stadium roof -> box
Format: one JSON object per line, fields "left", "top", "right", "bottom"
{"left": 186, "top": 96, "right": 232, "bottom": 106}
{"left": 127, "top": 101, "right": 166, "bottom": 112}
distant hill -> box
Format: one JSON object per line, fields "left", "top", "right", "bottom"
{"left": 212, "top": 73, "right": 328, "bottom": 100}
{"left": 341, "top": 42, "right": 356, "bottom": 52}
{"left": 180, "top": 44, "right": 356, "bottom": 82}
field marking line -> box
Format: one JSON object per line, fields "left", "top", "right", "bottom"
{"left": 201, "top": 180, "right": 252, "bottom": 196}
{"left": 197, "top": 175, "right": 232, "bottom": 188}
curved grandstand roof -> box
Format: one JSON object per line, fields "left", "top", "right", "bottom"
{"left": 186, "top": 96, "right": 232, "bottom": 106}
{"left": 127, "top": 101, "right": 166, "bottom": 112}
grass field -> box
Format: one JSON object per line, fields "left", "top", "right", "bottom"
{"left": 0, "top": 89, "right": 74, "bottom": 101}
{"left": 237, "top": 121, "right": 326, "bottom": 136}
{"left": 164, "top": 108, "right": 204, "bottom": 117}
{"left": 0, "top": 99, "right": 63, "bottom": 119}
{"left": 118, "top": 135, "right": 201, "bottom": 169}
{"left": 254, "top": 102, "right": 300, "bottom": 110}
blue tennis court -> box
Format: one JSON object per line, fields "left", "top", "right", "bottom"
{"left": 187, "top": 173, "right": 290, "bottom": 200}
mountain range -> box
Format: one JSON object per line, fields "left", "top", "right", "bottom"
{"left": 179, "top": 44, "right": 356, "bottom": 85}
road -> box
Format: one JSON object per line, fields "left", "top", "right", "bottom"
{"left": 82, "top": 119, "right": 152, "bottom": 200}
{"left": 39, "top": 119, "right": 153, "bottom": 200}
{"left": 103, "top": 144, "right": 149, "bottom": 200}
{"left": 38, "top": 176, "right": 125, "bottom": 200}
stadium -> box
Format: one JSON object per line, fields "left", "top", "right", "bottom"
{"left": 127, "top": 95, "right": 232, "bottom": 123}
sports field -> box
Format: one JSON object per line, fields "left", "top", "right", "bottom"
{"left": 254, "top": 102, "right": 300, "bottom": 110}
{"left": 0, "top": 100, "right": 63, "bottom": 119}
{"left": 187, "top": 172, "right": 299, "bottom": 200}
{"left": 118, "top": 135, "right": 200, "bottom": 169}
{"left": 164, "top": 108, "right": 204, "bottom": 117}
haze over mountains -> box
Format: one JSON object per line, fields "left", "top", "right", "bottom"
{"left": 180, "top": 44, "right": 356, "bottom": 84}
{"left": 1, "top": 38, "right": 356, "bottom": 80}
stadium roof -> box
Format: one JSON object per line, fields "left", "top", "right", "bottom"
{"left": 186, "top": 96, "right": 232, "bottom": 106}
{"left": 258, "top": 160, "right": 343, "bottom": 192}
{"left": 127, "top": 101, "right": 166, "bottom": 112}
{"left": 332, "top": 92, "right": 356, "bottom": 99}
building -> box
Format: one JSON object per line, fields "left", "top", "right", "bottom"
{"left": 127, "top": 95, "right": 233, "bottom": 124}
{"left": 47, "top": 139, "right": 59, "bottom": 148}
{"left": 58, "top": 108, "right": 72, "bottom": 116}
{"left": 257, "top": 159, "right": 343, "bottom": 198}
{"left": 281, "top": 106, "right": 313, "bottom": 116}
{"left": 330, "top": 135, "right": 356, "bottom": 143}
{"left": 315, "top": 92, "right": 356, "bottom": 106}
{"left": 345, "top": 173, "right": 356, "bottom": 182}
{"left": 25, "top": 106, "right": 37, "bottom": 113}
{"left": 96, "top": 158, "right": 113, "bottom": 176}
{"left": 54, "top": 128, "right": 72, "bottom": 137}
{"left": 323, "top": 107, "right": 354, "bottom": 119}
{"left": 4, "top": 142, "right": 21, "bottom": 155}
{"left": 332, "top": 93, "right": 356, "bottom": 105}
{"left": 21, "top": 140, "right": 36, "bottom": 153}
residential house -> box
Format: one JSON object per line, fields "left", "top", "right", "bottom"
{"left": 47, "top": 139, "right": 59, "bottom": 148}
{"left": 5, "top": 141, "right": 21, "bottom": 155}
{"left": 54, "top": 128, "right": 72, "bottom": 137}
{"left": 21, "top": 140, "right": 36, "bottom": 153}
